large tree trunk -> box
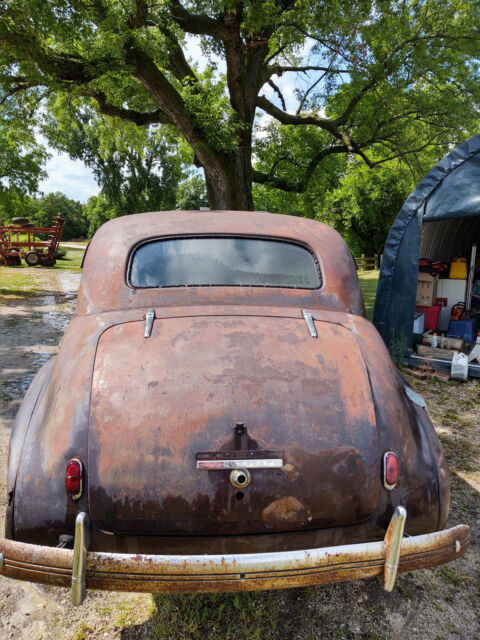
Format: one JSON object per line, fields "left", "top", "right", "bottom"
{"left": 201, "top": 142, "right": 254, "bottom": 210}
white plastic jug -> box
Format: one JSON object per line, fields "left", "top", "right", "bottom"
{"left": 451, "top": 352, "right": 468, "bottom": 380}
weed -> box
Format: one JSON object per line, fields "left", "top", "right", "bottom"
{"left": 398, "top": 582, "right": 415, "bottom": 598}
{"left": 439, "top": 566, "right": 462, "bottom": 587}
{"left": 73, "top": 621, "right": 90, "bottom": 640}
{"left": 97, "top": 606, "right": 112, "bottom": 615}
{"left": 114, "top": 611, "right": 128, "bottom": 628}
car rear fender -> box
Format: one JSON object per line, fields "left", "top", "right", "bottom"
{"left": 349, "top": 315, "right": 446, "bottom": 533}
{"left": 6, "top": 357, "right": 56, "bottom": 539}
{"left": 7, "top": 357, "right": 56, "bottom": 496}
{"left": 11, "top": 314, "right": 104, "bottom": 544}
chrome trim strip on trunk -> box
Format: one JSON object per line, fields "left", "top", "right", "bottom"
{"left": 302, "top": 309, "right": 318, "bottom": 338}
{"left": 144, "top": 308, "right": 155, "bottom": 338}
{"left": 196, "top": 459, "right": 283, "bottom": 469}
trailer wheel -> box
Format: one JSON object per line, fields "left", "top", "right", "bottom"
{"left": 25, "top": 251, "right": 40, "bottom": 266}
{"left": 41, "top": 256, "right": 55, "bottom": 267}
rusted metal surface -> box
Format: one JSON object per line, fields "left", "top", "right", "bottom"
{"left": 0, "top": 523, "right": 470, "bottom": 594}
{"left": 86, "top": 314, "right": 378, "bottom": 536}
{"left": 5, "top": 209, "right": 465, "bottom": 595}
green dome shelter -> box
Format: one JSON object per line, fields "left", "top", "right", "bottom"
{"left": 373, "top": 135, "right": 480, "bottom": 376}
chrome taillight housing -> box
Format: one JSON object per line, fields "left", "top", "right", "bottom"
{"left": 383, "top": 451, "right": 398, "bottom": 490}
{"left": 65, "top": 458, "right": 83, "bottom": 500}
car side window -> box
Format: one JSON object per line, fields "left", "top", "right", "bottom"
{"left": 129, "top": 236, "right": 321, "bottom": 289}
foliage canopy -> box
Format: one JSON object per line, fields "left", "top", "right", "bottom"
{"left": 1, "top": 0, "right": 479, "bottom": 210}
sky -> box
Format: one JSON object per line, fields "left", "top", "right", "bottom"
{"left": 39, "top": 150, "right": 99, "bottom": 203}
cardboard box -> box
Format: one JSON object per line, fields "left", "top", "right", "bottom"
{"left": 416, "top": 273, "right": 438, "bottom": 307}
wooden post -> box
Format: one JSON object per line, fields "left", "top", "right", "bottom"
{"left": 375, "top": 254, "right": 379, "bottom": 269}
{"left": 361, "top": 254, "right": 366, "bottom": 270}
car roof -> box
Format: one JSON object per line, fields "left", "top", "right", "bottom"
{"left": 77, "top": 210, "right": 364, "bottom": 316}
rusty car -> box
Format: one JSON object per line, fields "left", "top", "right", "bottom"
{"left": 0, "top": 210, "right": 469, "bottom": 605}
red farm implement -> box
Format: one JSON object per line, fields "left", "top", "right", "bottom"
{"left": 0, "top": 215, "right": 65, "bottom": 267}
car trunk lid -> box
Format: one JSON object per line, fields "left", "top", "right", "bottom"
{"left": 88, "top": 312, "right": 379, "bottom": 535}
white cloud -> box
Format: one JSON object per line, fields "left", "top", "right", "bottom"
{"left": 39, "top": 150, "right": 99, "bottom": 203}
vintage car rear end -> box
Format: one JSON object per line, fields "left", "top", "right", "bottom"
{"left": 1, "top": 210, "right": 469, "bottom": 603}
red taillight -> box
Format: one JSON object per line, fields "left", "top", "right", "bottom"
{"left": 383, "top": 451, "right": 398, "bottom": 490}
{"left": 66, "top": 458, "right": 83, "bottom": 500}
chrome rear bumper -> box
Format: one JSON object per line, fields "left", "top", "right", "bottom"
{"left": 0, "top": 507, "right": 470, "bottom": 606}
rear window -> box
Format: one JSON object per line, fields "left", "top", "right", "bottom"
{"left": 129, "top": 236, "right": 321, "bottom": 289}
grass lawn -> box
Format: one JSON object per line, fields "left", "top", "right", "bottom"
{"left": 56, "top": 245, "right": 85, "bottom": 272}
{"left": 358, "top": 269, "right": 380, "bottom": 319}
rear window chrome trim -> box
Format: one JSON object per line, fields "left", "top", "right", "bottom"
{"left": 126, "top": 233, "right": 322, "bottom": 291}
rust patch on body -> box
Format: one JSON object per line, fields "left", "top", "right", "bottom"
{"left": 282, "top": 463, "right": 301, "bottom": 483}
{"left": 262, "top": 496, "right": 312, "bottom": 529}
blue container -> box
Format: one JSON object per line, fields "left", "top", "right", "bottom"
{"left": 447, "top": 318, "right": 478, "bottom": 342}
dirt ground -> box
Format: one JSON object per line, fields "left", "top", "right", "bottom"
{"left": 0, "top": 268, "right": 479, "bottom": 640}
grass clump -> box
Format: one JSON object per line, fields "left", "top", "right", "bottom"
{"left": 73, "top": 621, "right": 90, "bottom": 640}
{"left": 151, "top": 591, "right": 279, "bottom": 640}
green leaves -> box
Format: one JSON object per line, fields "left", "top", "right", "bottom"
{"left": 0, "top": 0, "right": 479, "bottom": 210}
{"left": 41, "top": 92, "right": 185, "bottom": 230}
{"left": 0, "top": 93, "right": 48, "bottom": 215}
{"left": 180, "top": 68, "right": 242, "bottom": 152}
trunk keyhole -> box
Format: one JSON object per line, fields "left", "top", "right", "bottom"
{"left": 230, "top": 468, "right": 251, "bottom": 488}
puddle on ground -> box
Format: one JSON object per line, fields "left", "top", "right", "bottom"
{"left": 37, "top": 271, "right": 81, "bottom": 332}
{"left": 0, "top": 270, "right": 81, "bottom": 422}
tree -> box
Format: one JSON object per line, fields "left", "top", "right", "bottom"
{"left": 83, "top": 192, "right": 117, "bottom": 236}
{"left": 316, "top": 160, "right": 415, "bottom": 256}
{"left": 29, "top": 192, "right": 88, "bottom": 239}
{"left": 176, "top": 174, "right": 208, "bottom": 210}
{"left": 1, "top": 1, "right": 479, "bottom": 210}
{"left": 42, "top": 95, "right": 184, "bottom": 217}
{"left": 0, "top": 96, "right": 47, "bottom": 220}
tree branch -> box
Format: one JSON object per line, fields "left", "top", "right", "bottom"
{"left": 296, "top": 73, "right": 324, "bottom": 115}
{"left": 268, "top": 64, "right": 349, "bottom": 76}
{"left": 253, "top": 143, "right": 353, "bottom": 193}
{"left": 88, "top": 90, "right": 173, "bottom": 125}
{"left": 169, "top": 0, "right": 228, "bottom": 39}
{"left": 267, "top": 79, "right": 286, "bottom": 111}
{"left": 257, "top": 94, "right": 359, "bottom": 153}
{"left": 252, "top": 169, "right": 304, "bottom": 192}
{"left": 371, "top": 134, "right": 446, "bottom": 167}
